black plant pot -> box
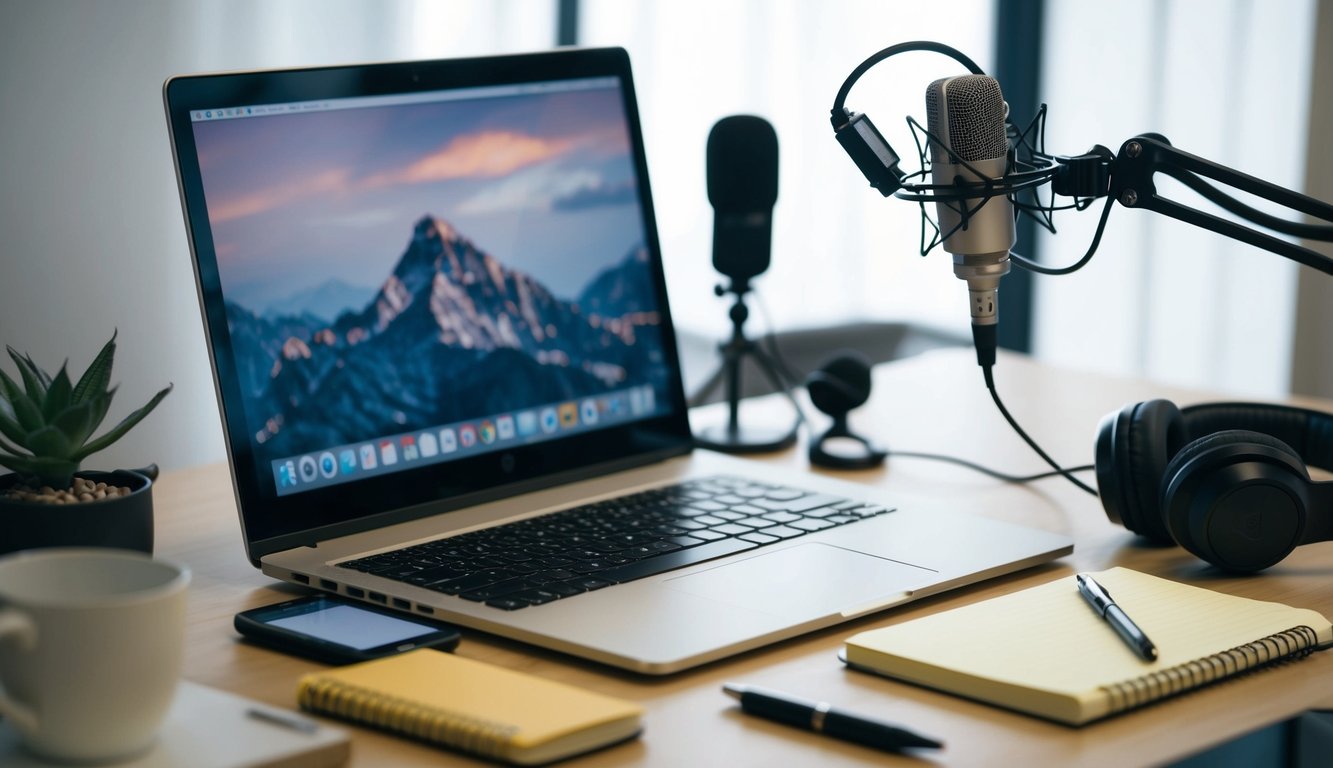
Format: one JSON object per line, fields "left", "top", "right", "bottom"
{"left": 0, "top": 465, "right": 157, "bottom": 556}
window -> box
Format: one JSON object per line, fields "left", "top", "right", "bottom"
{"left": 1034, "top": 0, "right": 1317, "bottom": 397}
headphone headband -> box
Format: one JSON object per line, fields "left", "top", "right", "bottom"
{"left": 1180, "top": 402, "right": 1333, "bottom": 472}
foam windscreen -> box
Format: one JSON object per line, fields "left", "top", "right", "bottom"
{"left": 706, "top": 115, "right": 778, "bottom": 212}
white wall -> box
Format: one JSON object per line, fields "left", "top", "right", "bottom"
{"left": 0, "top": 0, "right": 554, "bottom": 474}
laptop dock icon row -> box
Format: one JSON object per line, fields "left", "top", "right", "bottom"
{"left": 272, "top": 385, "right": 657, "bottom": 495}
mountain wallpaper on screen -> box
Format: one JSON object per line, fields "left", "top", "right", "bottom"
{"left": 225, "top": 215, "right": 667, "bottom": 460}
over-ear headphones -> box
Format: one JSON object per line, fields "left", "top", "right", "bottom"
{"left": 1095, "top": 399, "right": 1333, "bottom": 572}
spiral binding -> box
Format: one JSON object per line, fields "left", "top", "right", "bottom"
{"left": 300, "top": 677, "right": 521, "bottom": 760}
{"left": 1100, "top": 625, "right": 1320, "bottom": 714}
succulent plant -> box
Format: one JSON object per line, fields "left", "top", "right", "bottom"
{"left": 0, "top": 332, "right": 171, "bottom": 491}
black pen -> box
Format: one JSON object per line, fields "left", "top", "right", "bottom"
{"left": 723, "top": 683, "right": 942, "bottom": 752}
{"left": 1076, "top": 573, "right": 1158, "bottom": 661}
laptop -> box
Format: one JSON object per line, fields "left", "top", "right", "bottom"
{"left": 163, "top": 47, "right": 1071, "bottom": 674}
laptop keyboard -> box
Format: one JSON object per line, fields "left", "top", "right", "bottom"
{"left": 336, "top": 476, "right": 892, "bottom": 610}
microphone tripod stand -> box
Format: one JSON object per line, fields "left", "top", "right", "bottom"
{"left": 690, "top": 277, "right": 801, "bottom": 453}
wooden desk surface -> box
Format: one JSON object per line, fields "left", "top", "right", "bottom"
{"left": 154, "top": 349, "right": 1333, "bottom": 767}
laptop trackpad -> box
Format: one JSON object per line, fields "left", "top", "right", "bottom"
{"left": 663, "top": 543, "right": 935, "bottom": 621}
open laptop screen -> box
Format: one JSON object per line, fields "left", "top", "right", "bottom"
{"left": 165, "top": 49, "right": 692, "bottom": 558}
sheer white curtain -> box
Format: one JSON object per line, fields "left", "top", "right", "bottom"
{"left": 189, "top": 0, "right": 555, "bottom": 66}
{"left": 579, "top": 0, "right": 996, "bottom": 342}
{"left": 1033, "top": 0, "right": 1316, "bottom": 398}
{"left": 0, "top": 0, "right": 555, "bottom": 472}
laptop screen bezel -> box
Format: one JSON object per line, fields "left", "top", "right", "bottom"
{"left": 163, "top": 47, "right": 694, "bottom": 564}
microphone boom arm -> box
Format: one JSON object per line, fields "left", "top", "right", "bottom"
{"left": 1110, "top": 134, "right": 1333, "bottom": 275}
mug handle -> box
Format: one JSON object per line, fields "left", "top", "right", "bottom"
{"left": 0, "top": 608, "right": 39, "bottom": 734}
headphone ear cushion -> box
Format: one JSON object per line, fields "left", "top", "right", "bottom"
{"left": 1160, "top": 429, "right": 1308, "bottom": 572}
{"left": 1095, "top": 399, "right": 1186, "bottom": 544}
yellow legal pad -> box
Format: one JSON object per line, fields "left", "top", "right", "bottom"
{"left": 297, "top": 649, "right": 643, "bottom": 764}
{"left": 844, "top": 567, "right": 1332, "bottom": 725}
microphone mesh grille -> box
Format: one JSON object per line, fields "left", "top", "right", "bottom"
{"left": 925, "top": 83, "right": 942, "bottom": 159}
{"left": 926, "top": 75, "right": 1008, "bottom": 163}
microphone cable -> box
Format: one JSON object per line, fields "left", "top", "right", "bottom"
{"left": 1008, "top": 191, "right": 1116, "bottom": 276}
{"left": 980, "top": 363, "right": 1099, "bottom": 496}
{"left": 885, "top": 449, "right": 1092, "bottom": 484}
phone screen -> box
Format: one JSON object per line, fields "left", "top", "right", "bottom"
{"left": 261, "top": 598, "right": 442, "bottom": 650}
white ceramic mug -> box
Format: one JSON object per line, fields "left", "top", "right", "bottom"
{"left": 0, "top": 548, "right": 190, "bottom": 763}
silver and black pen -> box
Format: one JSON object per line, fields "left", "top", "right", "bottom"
{"left": 723, "top": 683, "right": 942, "bottom": 752}
{"left": 1076, "top": 572, "right": 1158, "bottom": 661}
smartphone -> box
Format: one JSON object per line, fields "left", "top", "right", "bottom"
{"left": 234, "top": 594, "right": 461, "bottom": 664}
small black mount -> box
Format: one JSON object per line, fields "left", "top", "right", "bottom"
{"left": 690, "top": 276, "right": 800, "bottom": 453}
{"left": 805, "top": 354, "right": 887, "bottom": 470}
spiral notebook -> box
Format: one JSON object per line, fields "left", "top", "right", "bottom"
{"left": 843, "top": 567, "right": 1332, "bottom": 725}
{"left": 296, "top": 650, "right": 642, "bottom": 765}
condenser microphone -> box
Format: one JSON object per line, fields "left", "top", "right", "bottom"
{"left": 707, "top": 115, "right": 778, "bottom": 286}
{"left": 925, "top": 74, "right": 1015, "bottom": 359}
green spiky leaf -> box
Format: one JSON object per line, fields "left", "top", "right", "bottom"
{"left": 0, "top": 368, "right": 43, "bottom": 433}
{"left": 51, "top": 398, "right": 99, "bottom": 449}
{"left": 24, "top": 425, "right": 72, "bottom": 460}
{"left": 72, "top": 383, "right": 172, "bottom": 461}
{"left": 85, "top": 386, "right": 113, "bottom": 434}
{"left": 0, "top": 453, "right": 40, "bottom": 477}
{"left": 0, "top": 396, "right": 28, "bottom": 446}
{"left": 0, "top": 365, "right": 24, "bottom": 403}
{"left": 71, "top": 331, "right": 116, "bottom": 405}
{"left": 0, "top": 430, "right": 28, "bottom": 458}
{"left": 24, "top": 353, "right": 52, "bottom": 390}
{"left": 41, "top": 365, "right": 73, "bottom": 423}
{"left": 0, "top": 454, "right": 79, "bottom": 490}
{"left": 0, "top": 366, "right": 23, "bottom": 406}
{"left": 7, "top": 347, "right": 49, "bottom": 404}
{"left": 88, "top": 387, "right": 116, "bottom": 435}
